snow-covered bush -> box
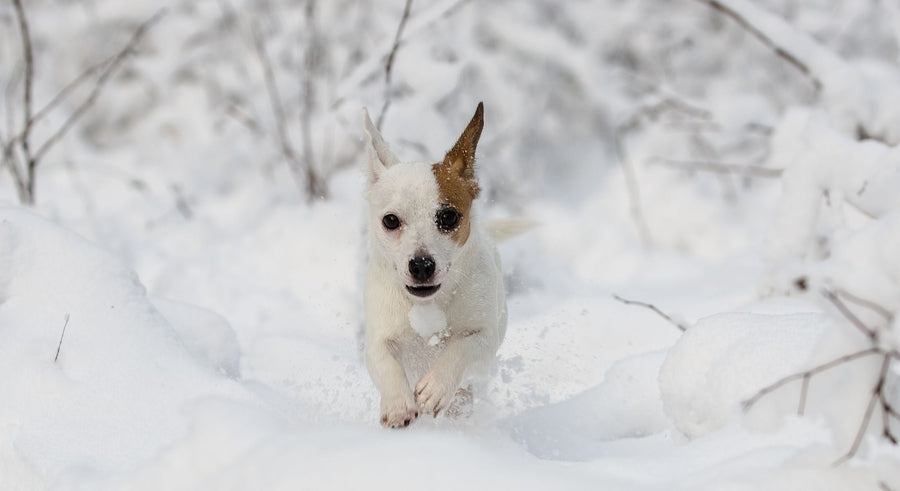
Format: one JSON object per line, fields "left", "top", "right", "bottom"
{"left": 654, "top": 0, "right": 900, "bottom": 473}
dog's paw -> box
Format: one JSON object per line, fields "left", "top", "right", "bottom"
{"left": 380, "top": 391, "right": 419, "bottom": 429}
{"left": 414, "top": 370, "right": 460, "bottom": 417}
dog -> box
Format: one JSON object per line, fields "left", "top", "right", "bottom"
{"left": 362, "top": 102, "right": 520, "bottom": 428}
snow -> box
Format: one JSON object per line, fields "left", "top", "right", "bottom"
{"left": 1, "top": 0, "right": 900, "bottom": 489}
{"left": 409, "top": 303, "right": 449, "bottom": 344}
{"left": 0, "top": 206, "right": 255, "bottom": 486}
{"left": 659, "top": 311, "right": 833, "bottom": 439}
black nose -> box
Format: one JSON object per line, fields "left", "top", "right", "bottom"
{"left": 408, "top": 256, "right": 436, "bottom": 282}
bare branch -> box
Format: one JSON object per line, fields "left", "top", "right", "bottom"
{"left": 2, "top": 142, "right": 26, "bottom": 196}
{"left": 744, "top": 283, "right": 899, "bottom": 464}
{"left": 251, "top": 21, "right": 307, "bottom": 189}
{"left": 615, "top": 96, "right": 712, "bottom": 247}
{"left": 10, "top": 0, "right": 35, "bottom": 202}
{"left": 823, "top": 290, "right": 877, "bottom": 342}
{"left": 171, "top": 184, "right": 193, "bottom": 220}
{"left": 612, "top": 294, "right": 687, "bottom": 332}
{"left": 11, "top": 0, "right": 34, "bottom": 150}
{"left": 650, "top": 157, "right": 783, "bottom": 179}
{"left": 332, "top": 0, "right": 470, "bottom": 113}
{"left": 835, "top": 289, "right": 895, "bottom": 323}
{"left": 54, "top": 313, "right": 70, "bottom": 363}
{"left": 833, "top": 354, "right": 892, "bottom": 466}
{"left": 32, "top": 10, "right": 166, "bottom": 164}
{"left": 376, "top": 0, "right": 414, "bottom": 131}
{"left": 614, "top": 130, "right": 654, "bottom": 247}
{"left": 225, "top": 103, "right": 264, "bottom": 136}
{"left": 2, "top": 8, "right": 164, "bottom": 204}
{"left": 798, "top": 373, "right": 811, "bottom": 416}
{"left": 300, "top": 0, "right": 327, "bottom": 200}
{"left": 250, "top": 9, "right": 328, "bottom": 201}
{"left": 883, "top": 401, "right": 897, "bottom": 445}
{"left": 743, "top": 347, "right": 881, "bottom": 410}
{"left": 28, "top": 55, "right": 118, "bottom": 130}
{"left": 881, "top": 390, "right": 900, "bottom": 421}
{"left": 693, "top": 0, "right": 822, "bottom": 90}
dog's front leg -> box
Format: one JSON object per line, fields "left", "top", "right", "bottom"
{"left": 415, "top": 328, "right": 496, "bottom": 417}
{"left": 366, "top": 338, "right": 418, "bottom": 428}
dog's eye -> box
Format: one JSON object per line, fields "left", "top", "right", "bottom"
{"left": 436, "top": 208, "right": 460, "bottom": 232}
{"left": 382, "top": 214, "right": 401, "bottom": 230}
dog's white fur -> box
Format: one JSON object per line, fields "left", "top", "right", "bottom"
{"left": 362, "top": 105, "right": 507, "bottom": 428}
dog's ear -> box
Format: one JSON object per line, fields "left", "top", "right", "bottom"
{"left": 442, "top": 102, "right": 484, "bottom": 181}
{"left": 362, "top": 108, "right": 399, "bottom": 184}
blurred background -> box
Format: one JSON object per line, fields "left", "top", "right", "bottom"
{"left": 2, "top": 0, "right": 895, "bottom": 235}
{"left": 1, "top": 0, "right": 899, "bottom": 341}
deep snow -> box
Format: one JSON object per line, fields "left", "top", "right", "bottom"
{"left": 2, "top": 0, "right": 900, "bottom": 489}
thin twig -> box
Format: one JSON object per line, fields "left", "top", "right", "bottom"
{"left": 612, "top": 294, "right": 687, "bottom": 332}
{"left": 614, "top": 130, "right": 654, "bottom": 247}
{"left": 33, "top": 10, "right": 166, "bottom": 164}
{"left": 615, "top": 97, "right": 711, "bottom": 247}
{"left": 250, "top": 19, "right": 314, "bottom": 197}
{"left": 798, "top": 373, "right": 810, "bottom": 416}
{"left": 54, "top": 313, "right": 70, "bottom": 363}
{"left": 833, "top": 354, "right": 892, "bottom": 466}
{"left": 883, "top": 398, "right": 897, "bottom": 445}
{"left": 300, "top": 0, "right": 326, "bottom": 200}
{"left": 224, "top": 104, "right": 264, "bottom": 135}
{"left": 2, "top": 140, "right": 26, "bottom": 195}
{"left": 823, "top": 290, "right": 877, "bottom": 341}
{"left": 835, "top": 289, "right": 895, "bottom": 322}
{"left": 3, "top": 8, "right": 164, "bottom": 204}
{"left": 28, "top": 56, "right": 117, "bottom": 130}
{"left": 879, "top": 355, "right": 900, "bottom": 445}
{"left": 881, "top": 389, "right": 900, "bottom": 420}
{"left": 650, "top": 157, "right": 783, "bottom": 179}
{"left": 3, "top": 62, "right": 21, "bottom": 139}
{"left": 10, "top": 0, "right": 35, "bottom": 203}
{"left": 615, "top": 107, "right": 657, "bottom": 248}
{"left": 693, "top": 0, "right": 822, "bottom": 90}
{"left": 11, "top": 0, "right": 33, "bottom": 143}
{"left": 742, "top": 285, "right": 900, "bottom": 465}
{"left": 376, "top": 0, "right": 414, "bottom": 131}
{"left": 743, "top": 347, "right": 881, "bottom": 410}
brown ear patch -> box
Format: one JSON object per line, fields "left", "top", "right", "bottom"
{"left": 443, "top": 102, "right": 484, "bottom": 178}
{"left": 432, "top": 103, "right": 484, "bottom": 246}
{"left": 432, "top": 161, "right": 479, "bottom": 245}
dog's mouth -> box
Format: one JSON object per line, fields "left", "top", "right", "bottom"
{"left": 405, "top": 284, "right": 441, "bottom": 298}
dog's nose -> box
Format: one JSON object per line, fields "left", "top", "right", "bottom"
{"left": 408, "top": 256, "right": 436, "bottom": 282}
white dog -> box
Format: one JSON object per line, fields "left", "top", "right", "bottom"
{"left": 362, "top": 103, "right": 516, "bottom": 428}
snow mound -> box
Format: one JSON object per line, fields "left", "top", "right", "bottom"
{"left": 0, "top": 206, "right": 252, "bottom": 485}
{"left": 113, "top": 398, "right": 603, "bottom": 491}
{"left": 659, "top": 312, "right": 834, "bottom": 439}
{"left": 506, "top": 350, "right": 671, "bottom": 461}
{"left": 152, "top": 296, "right": 242, "bottom": 377}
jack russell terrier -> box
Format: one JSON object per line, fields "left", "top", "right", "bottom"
{"left": 362, "top": 103, "right": 525, "bottom": 428}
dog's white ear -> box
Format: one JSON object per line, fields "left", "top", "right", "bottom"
{"left": 362, "top": 108, "right": 399, "bottom": 184}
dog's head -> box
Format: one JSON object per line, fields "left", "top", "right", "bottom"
{"left": 363, "top": 103, "right": 484, "bottom": 301}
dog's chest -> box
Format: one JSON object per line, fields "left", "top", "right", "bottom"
{"left": 394, "top": 323, "right": 445, "bottom": 381}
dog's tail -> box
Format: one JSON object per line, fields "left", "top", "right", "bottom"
{"left": 484, "top": 218, "right": 538, "bottom": 243}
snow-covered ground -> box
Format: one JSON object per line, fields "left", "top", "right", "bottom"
{"left": 2, "top": 0, "right": 900, "bottom": 489}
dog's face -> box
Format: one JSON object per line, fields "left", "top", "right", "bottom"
{"left": 363, "top": 104, "right": 484, "bottom": 301}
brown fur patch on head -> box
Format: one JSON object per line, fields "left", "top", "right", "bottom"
{"left": 432, "top": 103, "right": 484, "bottom": 245}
